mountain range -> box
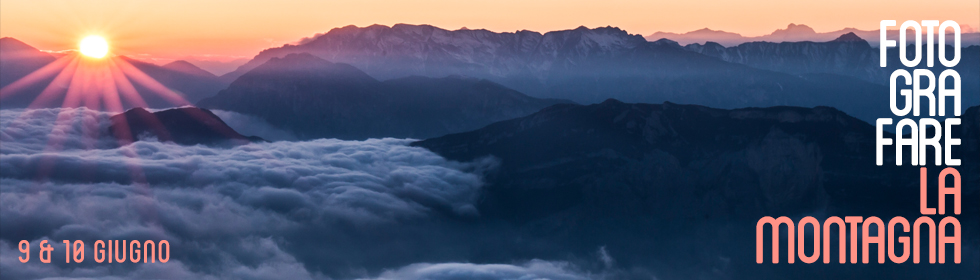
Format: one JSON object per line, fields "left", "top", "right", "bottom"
{"left": 4, "top": 23, "right": 979, "bottom": 277}
{"left": 2, "top": 24, "right": 978, "bottom": 138}
{"left": 683, "top": 33, "right": 980, "bottom": 111}
{"left": 648, "top": 23, "right": 980, "bottom": 47}
{"left": 214, "top": 24, "right": 943, "bottom": 125}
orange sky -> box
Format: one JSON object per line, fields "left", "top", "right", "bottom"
{"left": 1, "top": 0, "right": 978, "bottom": 61}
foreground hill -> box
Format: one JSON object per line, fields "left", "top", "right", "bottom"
{"left": 199, "top": 53, "right": 569, "bottom": 140}
{"left": 108, "top": 107, "right": 262, "bottom": 146}
{"left": 413, "top": 100, "right": 979, "bottom": 279}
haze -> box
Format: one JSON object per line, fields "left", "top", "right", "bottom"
{"left": 1, "top": 0, "right": 978, "bottom": 62}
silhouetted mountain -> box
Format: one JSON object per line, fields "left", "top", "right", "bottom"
{"left": 647, "top": 28, "right": 746, "bottom": 47}
{"left": 831, "top": 32, "right": 864, "bottom": 42}
{"left": 108, "top": 107, "right": 262, "bottom": 146}
{"left": 121, "top": 56, "right": 226, "bottom": 104}
{"left": 413, "top": 100, "right": 979, "bottom": 279}
{"left": 179, "top": 57, "right": 249, "bottom": 76}
{"left": 199, "top": 53, "right": 569, "bottom": 140}
{"left": 220, "top": 24, "right": 907, "bottom": 123}
{"left": 162, "top": 60, "right": 217, "bottom": 77}
{"left": 0, "top": 37, "right": 57, "bottom": 87}
{"left": 646, "top": 23, "right": 980, "bottom": 47}
{"left": 765, "top": 23, "right": 819, "bottom": 42}
{"left": 0, "top": 38, "right": 226, "bottom": 109}
{"left": 0, "top": 37, "right": 59, "bottom": 108}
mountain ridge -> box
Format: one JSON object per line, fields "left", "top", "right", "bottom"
{"left": 199, "top": 52, "right": 570, "bottom": 140}
{"left": 214, "top": 24, "right": 905, "bottom": 125}
{"left": 647, "top": 23, "right": 980, "bottom": 47}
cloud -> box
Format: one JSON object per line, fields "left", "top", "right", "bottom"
{"left": 210, "top": 110, "right": 298, "bottom": 141}
{"left": 0, "top": 107, "right": 499, "bottom": 279}
{"left": 363, "top": 260, "right": 593, "bottom": 280}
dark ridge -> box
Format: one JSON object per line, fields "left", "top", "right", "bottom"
{"left": 198, "top": 54, "right": 569, "bottom": 140}
{"left": 108, "top": 107, "right": 262, "bottom": 146}
{"left": 832, "top": 32, "right": 865, "bottom": 42}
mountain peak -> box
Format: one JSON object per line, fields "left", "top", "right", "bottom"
{"left": 163, "top": 60, "right": 216, "bottom": 77}
{"left": 769, "top": 23, "right": 817, "bottom": 37}
{"left": 0, "top": 37, "right": 52, "bottom": 59}
{"left": 599, "top": 98, "right": 626, "bottom": 106}
{"left": 831, "top": 32, "right": 865, "bottom": 43}
{"left": 650, "top": 38, "right": 682, "bottom": 48}
{"left": 278, "top": 52, "right": 322, "bottom": 61}
{"left": 785, "top": 23, "right": 815, "bottom": 32}
{"left": 242, "top": 52, "right": 378, "bottom": 85}
{"left": 0, "top": 37, "right": 32, "bottom": 49}
{"left": 262, "top": 53, "right": 331, "bottom": 69}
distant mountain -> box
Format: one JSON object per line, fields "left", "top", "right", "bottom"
{"left": 0, "top": 38, "right": 226, "bottom": 109}
{"left": 121, "top": 56, "right": 226, "bottom": 104}
{"left": 413, "top": 99, "right": 980, "bottom": 279}
{"left": 684, "top": 34, "right": 980, "bottom": 112}
{"left": 647, "top": 23, "right": 980, "bottom": 47}
{"left": 684, "top": 33, "right": 885, "bottom": 82}
{"left": 219, "top": 24, "right": 906, "bottom": 123}
{"left": 219, "top": 24, "right": 654, "bottom": 86}
{"left": 178, "top": 57, "right": 249, "bottom": 76}
{"left": 0, "top": 37, "right": 59, "bottom": 107}
{"left": 0, "top": 37, "right": 57, "bottom": 87}
{"left": 199, "top": 53, "right": 569, "bottom": 140}
{"left": 647, "top": 28, "right": 746, "bottom": 47}
{"left": 108, "top": 107, "right": 262, "bottom": 146}
{"left": 162, "top": 60, "right": 217, "bottom": 77}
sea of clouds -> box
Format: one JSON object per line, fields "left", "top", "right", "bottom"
{"left": 0, "top": 108, "right": 604, "bottom": 280}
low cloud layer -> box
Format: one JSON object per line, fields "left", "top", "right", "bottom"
{"left": 0, "top": 108, "right": 528, "bottom": 280}
{"left": 363, "top": 260, "right": 593, "bottom": 280}
{"left": 210, "top": 110, "right": 298, "bottom": 141}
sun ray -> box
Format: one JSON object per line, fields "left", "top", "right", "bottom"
{"left": 114, "top": 58, "right": 191, "bottom": 106}
{"left": 0, "top": 55, "right": 76, "bottom": 99}
{"left": 60, "top": 58, "right": 91, "bottom": 108}
{"left": 100, "top": 62, "right": 125, "bottom": 113}
{"left": 27, "top": 56, "right": 81, "bottom": 109}
{"left": 106, "top": 58, "right": 149, "bottom": 108}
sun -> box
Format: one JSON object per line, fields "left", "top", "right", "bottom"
{"left": 79, "top": 35, "right": 109, "bottom": 58}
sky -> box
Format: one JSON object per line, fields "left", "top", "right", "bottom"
{"left": 1, "top": 0, "right": 978, "bottom": 62}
